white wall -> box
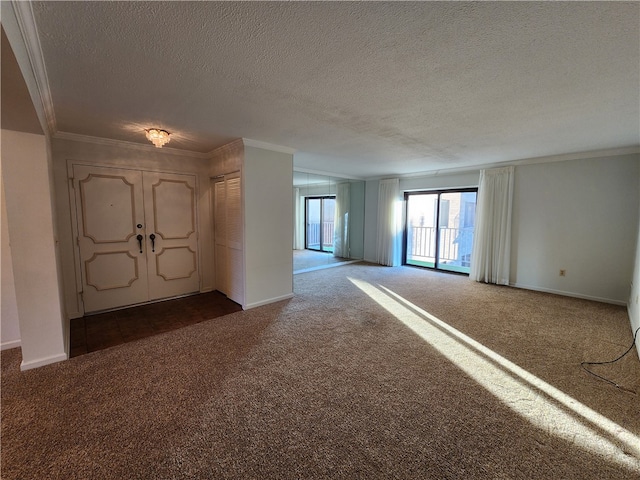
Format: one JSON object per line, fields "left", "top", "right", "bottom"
{"left": 243, "top": 146, "right": 294, "bottom": 308}
{"left": 51, "top": 137, "right": 216, "bottom": 318}
{"left": 1, "top": 164, "right": 21, "bottom": 350}
{"left": 400, "top": 172, "right": 480, "bottom": 192}
{"left": 511, "top": 154, "right": 639, "bottom": 304}
{"left": 2, "top": 130, "right": 66, "bottom": 369}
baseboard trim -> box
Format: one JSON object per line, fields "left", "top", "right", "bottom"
{"left": 511, "top": 283, "right": 625, "bottom": 306}
{"left": 1, "top": 339, "right": 21, "bottom": 351}
{"left": 20, "top": 352, "right": 68, "bottom": 371}
{"left": 244, "top": 293, "right": 295, "bottom": 310}
{"left": 627, "top": 304, "right": 640, "bottom": 361}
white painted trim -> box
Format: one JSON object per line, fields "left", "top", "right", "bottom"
{"left": 11, "top": 0, "right": 57, "bottom": 134}
{"left": 207, "top": 138, "right": 244, "bottom": 157}
{"left": 366, "top": 147, "right": 640, "bottom": 182}
{"left": 54, "top": 131, "right": 211, "bottom": 158}
{"left": 294, "top": 167, "right": 366, "bottom": 181}
{"left": 627, "top": 304, "right": 640, "bottom": 362}
{"left": 20, "top": 352, "right": 67, "bottom": 371}
{"left": 1, "top": 340, "right": 21, "bottom": 351}
{"left": 511, "top": 282, "right": 625, "bottom": 306}
{"left": 243, "top": 293, "right": 295, "bottom": 310}
{"left": 242, "top": 138, "right": 296, "bottom": 155}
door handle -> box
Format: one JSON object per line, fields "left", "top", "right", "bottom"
{"left": 136, "top": 234, "right": 144, "bottom": 253}
{"left": 150, "top": 233, "right": 156, "bottom": 252}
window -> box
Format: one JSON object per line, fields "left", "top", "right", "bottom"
{"left": 404, "top": 189, "right": 478, "bottom": 274}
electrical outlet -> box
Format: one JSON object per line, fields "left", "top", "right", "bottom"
{"left": 559, "top": 269, "right": 566, "bottom": 277}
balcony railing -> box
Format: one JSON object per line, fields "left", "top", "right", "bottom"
{"left": 407, "top": 226, "right": 474, "bottom": 267}
{"left": 307, "top": 222, "right": 335, "bottom": 251}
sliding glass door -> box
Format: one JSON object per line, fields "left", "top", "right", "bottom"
{"left": 405, "top": 189, "right": 477, "bottom": 274}
{"left": 306, "top": 196, "right": 336, "bottom": 253}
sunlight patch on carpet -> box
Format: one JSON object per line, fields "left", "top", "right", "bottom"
{"left": 348, "top": 277, "right": 640, "bottom": 471}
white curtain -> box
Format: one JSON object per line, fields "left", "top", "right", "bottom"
{"left": 376, "top": 178, "right": 402, "bottom": 266}
{"left": 333, "top": 182, "right": 350, "bottom": 258}
{"left": 470, "top": 166, "right": 515, "bottom": 285}
{"left": 293, "top": 188, "right": 304, "bottom": 250}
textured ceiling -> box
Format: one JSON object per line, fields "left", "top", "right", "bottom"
{"left": 25, "top": 1, "right": 640, "bottom": 177}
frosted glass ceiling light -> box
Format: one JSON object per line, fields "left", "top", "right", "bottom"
{"left": 145, "top": 128, "right": 171, "bottom": 148}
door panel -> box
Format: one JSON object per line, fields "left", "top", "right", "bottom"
{"left": 154, "top": 246, "right": 197, "bottom": 280}
{"left": 406, "top": 193, "right": 437, "bottom": 268}
{"left": 437, "top": 191, "right": 477, "bottom": 274}
{"left": 151, "top": 178, "right": 196, "bottom": 239}
{"left": 80, "top": 175, "right": 137, "bottom": 243}
{"left": 144, "top": 172, "right": 199, "bottom": 301}
{"left": 305, "top": 196, "right": 335, "bottom": 253}
{"left": 74, "top": 165, "right": 148, "bottom": 312}
{"left": 85, "top": 251, "right": 141, "bottom": 290}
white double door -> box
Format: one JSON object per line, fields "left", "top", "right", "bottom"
{"left": 73, "top": 164, "right": 199, "bottom": 313}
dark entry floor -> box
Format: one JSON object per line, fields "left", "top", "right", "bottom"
{"left": 70, "top": 291, "right": 242, "bottom": 358}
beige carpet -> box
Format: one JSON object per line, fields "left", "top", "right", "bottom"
{"left": 2, "top": 263, "right": 639, "bottom": 479}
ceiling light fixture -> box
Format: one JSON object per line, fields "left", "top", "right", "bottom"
{"left": 145, "top": 128, "right": 171, "bottom": 148}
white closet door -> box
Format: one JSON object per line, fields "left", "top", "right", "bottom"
{"left": 212, "top": 172, "right": 244, "bottom": 306}
{"left": 213, "top": 179, "right": 228, "bottom": 295}
{"left": 225, "top": 172, "right": 244, "bottom": 305}
{"left": 144, "top": 171, "right": 200, "bottom": 301}
{"left": 73, "top": 165, "right": 149, "bottom": 312}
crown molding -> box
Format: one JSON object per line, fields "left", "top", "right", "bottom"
{"left": 365, "top": 146, "right": 640, "bottom": 182}
{"left": 207, "top": 138, "right": 244, "bottom": 157}
{"left": 293, "top": 167, "right": 365, "bottom": 182}
{"left": 53, "top": 131, "right": 211, "bottom": 159}
{"left": 242, "top": 138, "right": 296, "bottom": 155}
{"left": 498, "top": 146, "right": 640, "bottom": 170}
{"left": 11, "top": 0, "right": 56, "bottom": 135}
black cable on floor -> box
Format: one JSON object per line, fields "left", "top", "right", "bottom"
{"left": 580, "top": 326, "right": 640, "bottom": 395}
